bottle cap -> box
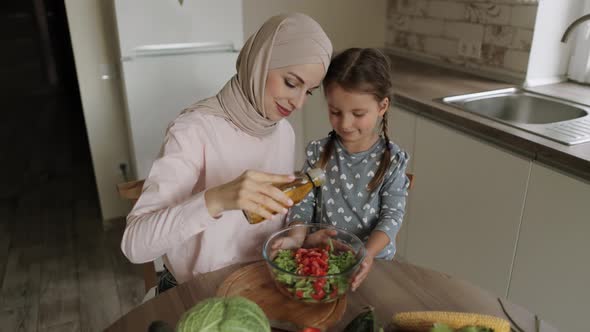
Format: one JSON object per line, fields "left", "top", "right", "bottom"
{"left": 306, "top": 168, "right": 326, "bottom": 187}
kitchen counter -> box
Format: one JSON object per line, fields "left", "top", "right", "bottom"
{"left": 389, "top": 56, "right": 590, "bottom": 182}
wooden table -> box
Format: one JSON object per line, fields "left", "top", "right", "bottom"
{"left": 106, "top": 260, "right": 558, "bottom": 331}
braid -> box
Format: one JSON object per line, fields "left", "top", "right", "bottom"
{"left": 367, "top": 111, "right": 392, "bottom": 192}
{"left": 322, "top": 48, "right": 395, "bottom": 192}
{"left": 317, "top": 131, "right": 336, "bottom": 169}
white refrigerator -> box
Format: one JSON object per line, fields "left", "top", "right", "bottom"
{"left": 113, "top": 0, "right": 243, "bottom": 179}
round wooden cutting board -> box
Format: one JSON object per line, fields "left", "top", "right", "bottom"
{"left": 217, "top": 261, "right": 346, "bottom": 330}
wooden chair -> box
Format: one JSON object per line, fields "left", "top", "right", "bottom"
{"left": 117, "top": 173, "right": 414, "bottom": 292}
{"left": 116, "top": 180, "right": 157, "bottom": 293}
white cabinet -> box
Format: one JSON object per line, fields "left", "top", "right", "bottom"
{"left": 388, "top": 106, "right": 417, "bottom": 258}
{"left": 508, "top": 163, "right": 590, "bottom": 332}
{"left": 405, "top": 117, "right": 531, "bottom": 297}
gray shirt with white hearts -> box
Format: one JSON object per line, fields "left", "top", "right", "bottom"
{"left": 286, "top": 136, "right": 410, "bottom": 260}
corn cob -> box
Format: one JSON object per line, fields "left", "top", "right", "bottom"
{"left": 392, "top": 311, "right": 510, "bottom": 332}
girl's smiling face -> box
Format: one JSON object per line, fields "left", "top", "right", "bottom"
{"left": 326, "top": 83, "right": 389, "bottom": 152}
{"left": 263, "top": 63, "right": 325, "bottom": 121}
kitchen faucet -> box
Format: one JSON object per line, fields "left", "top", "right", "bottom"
{"left": 561, "top": 14, "right": 590, "bottom": 42}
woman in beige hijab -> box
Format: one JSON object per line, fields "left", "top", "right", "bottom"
{"left": 121, "top": 13, "right": 333, "bottom": 293}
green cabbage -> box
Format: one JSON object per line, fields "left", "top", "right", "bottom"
{"left": 176, "top": 296, "right": 270, "bottom": 332}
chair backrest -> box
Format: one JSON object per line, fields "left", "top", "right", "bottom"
{"left": 406, "top": 173, "right": 415, "bottom": 190}
{"left": 116, "top": 179, "right": 156, "bottom": 293}
{"left": 117, "top": 180, "right": 145, "bottom": 202}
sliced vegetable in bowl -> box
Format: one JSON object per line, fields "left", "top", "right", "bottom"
{"left": 263, "top": 224, "right": 365, "bottom": 304}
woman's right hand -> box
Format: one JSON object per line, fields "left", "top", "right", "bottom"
{"left": 204, "top": 170, "right": 295, "bottom": 219}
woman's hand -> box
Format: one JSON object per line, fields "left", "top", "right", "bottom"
{"left": 351, "top": 254, "right": 374, "bottom": 291}
{"left": 204, "top": 170, "right": 295, "bottom": 219}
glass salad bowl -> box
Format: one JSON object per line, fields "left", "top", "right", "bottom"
{"left": 262, "top": 224, "right": 366, "bottom": 304}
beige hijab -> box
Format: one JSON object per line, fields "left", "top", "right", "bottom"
{"left": 182, "top": 13, "right": 332, "bottom": 137}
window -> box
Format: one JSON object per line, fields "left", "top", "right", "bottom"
{"left": 567, "top": 1, "right": 590, "bottom": 84}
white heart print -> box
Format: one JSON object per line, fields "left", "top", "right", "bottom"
{"left": 370, "top": 153, "right": 376, "bottom": 158}
{"left": 331, "top": 221, "right": 337, "bottom": 226}
{"left": 357, "top": 192, "right": 363, "bottom": 197}
{"left": 344, "top": 216, "right": 352, "bottom": 222}
{"left": 346, "top": 183, "right": 353, "bottom": 190}
{"left": 355, "top": 173, "right": 360, "bottom": 179}
{"left": 362, "top": 217, "right": 368, "bottom": 223}
{"left": 337, "top": 207, "right": 344, "bottom": 213}
{"left": 330, "top": 178, "right": 336, "bottom": 184}
{"left": 335, "top": 188, "right": 340, "bottom": 193}
{"left": 331, "top": 165, "right": 339, "bottom": 172}
{"left": 327, "top": 212, "right": 333, "bottom": 217}
{"left": 327, "top": 198, "right": 335, "bottom": 204}
{"left": 307, "top": 150, "right": 313, "bottom": 156}
{"left": 340, "top": 174, "right": 347, "bottom": 180}
{"left": 367, "top": 171, "right": 375, "bottom": 177}
{"left": 363, "top": 204, "right": 370, "bottom": 210}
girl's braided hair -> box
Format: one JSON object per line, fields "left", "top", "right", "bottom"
{"left": 318, "top": 48, "right": 394, "bottom": 192}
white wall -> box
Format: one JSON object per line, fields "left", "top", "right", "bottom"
{"left": 525, "top": 0, "right": 583, "bottom": 86}
{"left": 244, "top": 0, "right": 388, "bottom": 168}
{"left": 65, "top": 0, "right": 133, "bottom": 221}
{"left": 66, "top": 0, "right": 388, "bottom": 220}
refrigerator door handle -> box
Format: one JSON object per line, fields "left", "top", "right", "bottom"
{"left": 122, "top": 41, "right": 238, "bottom": 61}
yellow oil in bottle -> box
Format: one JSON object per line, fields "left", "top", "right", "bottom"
{"left": 244, "top": 168, "right": 325, "bottom": 224}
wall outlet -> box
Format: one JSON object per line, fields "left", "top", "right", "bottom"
{"left": 117, "top": 161, "right": 130, "bottom": 181}
{"left": 458, "top": 39, "right": 482, "bottom": 59}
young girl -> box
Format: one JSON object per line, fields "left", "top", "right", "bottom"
{"left": 285, "top": 48, "right": 410, "bottom": 290}
{"left": 121, "top": 13, "right": 332, "bottom": 294}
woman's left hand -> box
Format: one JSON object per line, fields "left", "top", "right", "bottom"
{"left": 351, "top": 254, "right": 374, "bottom": 291}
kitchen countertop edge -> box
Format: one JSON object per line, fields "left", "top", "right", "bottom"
{"left": 389, "top": 57, "right": 590, "bottom": 183}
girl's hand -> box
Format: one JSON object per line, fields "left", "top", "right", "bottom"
{"left": 351, "top": 254, "right": 374, "bottom": 291}
{"left": 303, "top": 228, "right": 337, "bottom": 247}
{"left": 269, "top": 234, "right": 303, "bottom": 260}
{"left": 269, "top": 222, "right": 307, "bottom": 259}
{"left": 204, "top": 170, "right": 295, "bottom": 218}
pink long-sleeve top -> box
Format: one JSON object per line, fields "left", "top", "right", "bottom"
{"left": 121, "top": 111, "right": 295, "bottom": 283}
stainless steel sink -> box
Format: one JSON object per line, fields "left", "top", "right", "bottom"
{"left": 441, "top": 88, "right": 590, "bottom": 145}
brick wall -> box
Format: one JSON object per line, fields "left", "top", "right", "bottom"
{"left": 386, "top": 0, "right": 539, "bottom": 79}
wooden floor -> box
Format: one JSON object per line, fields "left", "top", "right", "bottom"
{"left": 0, "top": 170, "right": 144, "bottom": 331}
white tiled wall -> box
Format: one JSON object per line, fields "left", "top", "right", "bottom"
{"left": 386, "top": 0, "right": 539, "bottom": 78}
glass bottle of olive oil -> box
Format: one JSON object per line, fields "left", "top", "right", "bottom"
{"left": 244, "top": 168, "right": 325, "bottom": 224}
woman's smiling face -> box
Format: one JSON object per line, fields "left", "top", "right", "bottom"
{"left": 263, "top": 63, "right": 325, "bottom": 121}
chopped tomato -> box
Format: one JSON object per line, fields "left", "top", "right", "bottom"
{"left": 330, "top": 286, "right": 338, "bottom": 298}
{"left": 300, "top": 328, "right": 321, "bottom": 332}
